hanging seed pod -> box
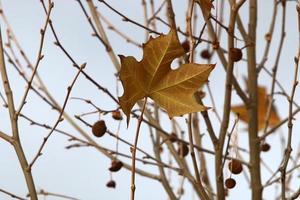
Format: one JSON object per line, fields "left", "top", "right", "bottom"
{"left": 112, "top": 110, "right": 123, "bottom": 120}
{"left": 261, "top": 142, "right": 271, "bottom": 152}
{"left": 92, "top": 120, "right": 107, "bottom": 137}
{"left": 168, "top": 133, "right": 178, "bottom": 142}
{"left": 225, "top": 178, "right": 236, "bottom": 189}
{"left": 230, "top": 48, "right": 243, "bottom": 62}
{"left": 106, "top": 180, "right": 116, "bottom": 188}
{"left": 109, "top": 160, "right": 123, "bottom": 172}
{"left": 177, "top": 142, "right": 189, "bottom": 157}
{"left": 181, "top": 40, "right": 190, "bottom": 52}
{"left": 200, "top": 49, "right": 212, "bottom": 59}
{"left": 228, "top": 159, "right": 243, "bottom": 174}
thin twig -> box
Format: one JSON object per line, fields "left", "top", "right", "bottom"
{"left": 215, "top": 1, "right": 247, "bottom": 198}
{"left": 263, "top": 1, "right": 286, "bottom": 136}
{"left": 16, "top": 2, "right": 53, "bottom": 115}
{"left": 0, "top": 188, "right": 26, "bottom": 200}
{"left": 20, "top": 113, "right": 161, "bottom": 181}
{"left": 98, "top": 0, "right": 162, "bottom": 36}
{"left": 76, "top": 0, "right": 110, "bottom": 50}
{"left": 37, "top": 189, "right": 80, "bottom": 200}
{"left": 222, "top": 117, "right": 239, "bottom": 169}
{"left": 186, "top": 1, "right": 209, "bottom": 199}
{"left": 97, "top": 12, "right": 141, "bottom": 47}
{"left": 256, "top": 0, "right": 279, "bottom": 73}
{"left": 151, "top": 105, "right": 178, "bottom": 200}
{"left": 280, "top": 3, "right": 299, "bottom": 198}
{"left": 29, "top": 63, "right": 86, "bottom": 169}
{"left": 0, "top": 130, "right": 12, "bottom": 143}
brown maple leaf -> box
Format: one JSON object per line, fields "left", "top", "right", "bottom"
{"left": 231, "top": 86, "right": 280, "bottom": 131}
{"left": 118, "top": 29, "right": 215, "bottom": 123}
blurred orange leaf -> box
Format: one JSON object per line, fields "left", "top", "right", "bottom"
{"left": 231, "top": 86, "right": 280, "bottom": 131}
{"left": 118, "top": 29, "right": 214, "bottom": 123}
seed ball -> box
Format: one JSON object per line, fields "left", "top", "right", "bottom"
{"left": 225, "top": 178, "right": 236, "bottom": 189}
{"left": 200, "top": 49, "right": 211, "bottom": 59}
{"left": 177, "top": 142, "right": 189, "bottom": 157}
{"left": 106, "top": 180, "right": 116, "bottom": 188}
{"left": 109, "top": 160, "right": 123, "bottom": 172}
{"left": 230, "top": 48, "right": 243, "bottom": 62}
{"left": 261, "top": 143, "right": 271, "bottom": 152}
{"left": 228, "top": 159, "right": 243, "bottom": 174}
{"left": 168, "top": 133, "right": 178, "bottom": 143}
{"left": 112, "top": 110, "right": 123, "bottom": 120}
{"left": 181, "top": 40, "right": 190, "bottom": 52}
{"left": 92, "top": 120, "right": 107, "bottom": 137}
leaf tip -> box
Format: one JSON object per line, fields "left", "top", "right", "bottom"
{"left": 118, "top": 98, "right": 131, "bottom": 128}
{"left": 126, "top": 117, "right": 130, "bottom": 128}
{"left": 211, "top": 63, "right": 216, "bottom": 69}
{"left": 118, "top": 54, "right": 125, "bottom": 60}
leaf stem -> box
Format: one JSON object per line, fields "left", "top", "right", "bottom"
{"left": 131, "top": 97, "right": 147, "bottom": 200}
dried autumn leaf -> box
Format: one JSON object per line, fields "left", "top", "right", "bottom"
{"left": 231, "top": 86, "right": 280, "bottom": 131}
{"left": 119, "top": 29, "right": 214, "bottom": 123}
